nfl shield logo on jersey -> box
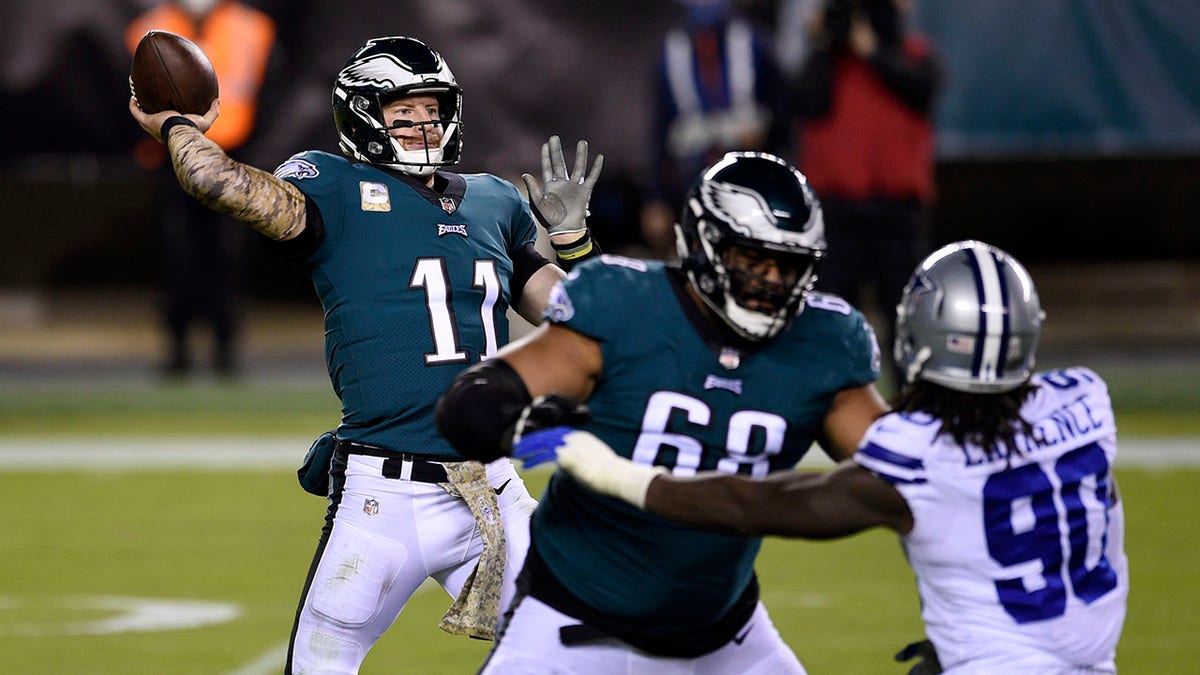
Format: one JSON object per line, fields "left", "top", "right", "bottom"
{"left": 363, "top": 498, "right": 380, "bottom": 516}
{"left": 718, "top": 347, "right": 741, "bottom": 370}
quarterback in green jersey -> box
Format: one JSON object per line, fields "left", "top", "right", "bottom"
{"left": 130, "top": 35, "right": 603, "bottom": 674}
{"left": 438, "top": 152, "right": 889, "bottom": 673}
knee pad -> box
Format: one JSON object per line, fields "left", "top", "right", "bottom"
{"left": 308, "top": 523, "right": 399, "bottom": 628}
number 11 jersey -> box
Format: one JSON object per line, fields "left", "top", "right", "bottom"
{"left": 276, "top": 150, "right": 539, "bottom": 456}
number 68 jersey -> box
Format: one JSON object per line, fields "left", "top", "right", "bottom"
{"left": 534, "top": 255, "right": 880, "bottom": 632}
{"left": 855, "top": 367, "right": 1128, "bottom": 673}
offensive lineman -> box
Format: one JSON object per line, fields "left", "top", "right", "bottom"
{"left": 129, "top": 36, "right": 603, "bottom": 673}
{"left": 541, "top": 241, "right": 1129, "bottom": 674}
{"left": 436, "top": 152, "right": 889, "bottom": 672}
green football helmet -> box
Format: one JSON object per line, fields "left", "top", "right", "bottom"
{"left": 675, "top": 152, "right": 826, "bottom": 341}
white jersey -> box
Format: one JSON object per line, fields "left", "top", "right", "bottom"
{"left": 855, "top": 367, "right": 1128, "bottom": 674}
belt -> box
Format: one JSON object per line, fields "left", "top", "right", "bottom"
{"left": 336, "top": 439, "right": 449, "bottom": 484}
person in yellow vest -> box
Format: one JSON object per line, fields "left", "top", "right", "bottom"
{"left": 125, "top": 0, "right": 276, "bottom": 377}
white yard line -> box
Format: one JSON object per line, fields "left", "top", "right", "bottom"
{"left": 0, "top": 437, "right": 305, "bottom": 470}
{"left": 224, "top": 641, "right": 289, "bottom": 675}
{"left": 0, "top": 436, "right": 1194, "bottom": 469}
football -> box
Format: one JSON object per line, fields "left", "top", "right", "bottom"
{"left": 129, "top": 30, "right": 218, "bottom": 115}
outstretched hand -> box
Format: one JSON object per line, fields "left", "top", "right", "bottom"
{"left": 511, "top": 426, "right": 576, "bottom": 468}
{"left": 521, "top": 135, "right": 604, "bottom": 239}
{"left": 514, "top": 427, "right": 665, "bottom": 510}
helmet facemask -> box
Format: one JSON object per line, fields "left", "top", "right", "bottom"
{"left": 687, "top": 223, "right": 821, "bottom": 341}
{"left": 376, "top": 88, "right": 461, "bottom": 177}
{"left": 676, "top": 152, "right": 826, "bottom": 342}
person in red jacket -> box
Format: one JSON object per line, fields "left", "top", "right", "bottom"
{"left": 125, "top": 0, "right": 277, "bottom": 377}
{"left": 793, "top": 0, "right": 944, "bottom": 393}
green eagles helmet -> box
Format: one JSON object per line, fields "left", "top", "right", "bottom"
{"left": 675, "top": 151, "right": 826, "bottom": 341}
{"left": 332, "top": 36, "right": 463, "bottom": 177}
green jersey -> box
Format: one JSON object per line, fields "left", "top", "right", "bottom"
{"left": 533, "top": 254, "right": 879, "bottom": 629}
{"left": 275, "top": 151, "right": 538, "bottom": 457}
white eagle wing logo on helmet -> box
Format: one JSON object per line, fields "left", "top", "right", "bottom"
{"left": 339, "top": 54, "right": 412, "bottom": 89}
{"left": 702, "top": 181, "right": 776, "bottom": 238}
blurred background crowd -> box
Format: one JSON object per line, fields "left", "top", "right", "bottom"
{"left": 1, "top": 0, "right": 1198, "bottom": 383}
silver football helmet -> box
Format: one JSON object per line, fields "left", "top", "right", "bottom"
{"left": 895, "top": 240, "right": 1045, "bottom": 393}
{"left": 332, "top": 36, "right": 463, "bottom": 177}
{"left": 675, "top": 152, "right": 825, "bottom": 341}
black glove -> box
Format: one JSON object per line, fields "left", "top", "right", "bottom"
{"left": 895, "top": 639, "right": 942, "bottom": 675}
{"left": 502, "top": 394, "right": 592, "bottom": 453}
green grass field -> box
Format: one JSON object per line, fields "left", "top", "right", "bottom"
{"left": 0, "top": 368, "right": 1196, "bottom": 673}
{"left": 2, "top": 467, "right": 1197, "bottom": 674}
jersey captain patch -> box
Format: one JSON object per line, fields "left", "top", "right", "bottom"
{"left": 359, "top": 181, "right": 391, "bottom": 212}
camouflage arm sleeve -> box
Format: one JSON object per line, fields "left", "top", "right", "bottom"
{"left": 166, "top": 125, "right": 307, "bottom": 241}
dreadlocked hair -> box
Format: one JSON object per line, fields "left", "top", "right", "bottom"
{"left": 891, "top": 380, "right": 1038, "bottom": 462}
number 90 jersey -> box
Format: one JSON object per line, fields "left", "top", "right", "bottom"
{"left": 855, "top": 367, "right": 1128, "bottom": 672}
{"left": 535, "top": 255, "right": 879, "bottom": 627}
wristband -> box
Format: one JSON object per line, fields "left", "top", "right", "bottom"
{"left": 555, "top": 431, "right": 666, "bottom": 509}
{"left": 160, "top": 115, "right": 198, "bottom": 142}
{"left": 551, "top": 231, "right": 602, "bottom": 271}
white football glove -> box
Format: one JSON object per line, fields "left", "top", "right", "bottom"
{"left": 512, "top": 426, "right": 665, "bottom": 508}
{"left": 521, "top": 135, "right": 604, "bottom": 237}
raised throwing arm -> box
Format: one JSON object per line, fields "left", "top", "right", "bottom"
{"left": 128, "top": 98, "right": 307, "bottom": 241}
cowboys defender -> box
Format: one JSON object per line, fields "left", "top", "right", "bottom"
{"left": 552, "top": 241, "right": 1129, "bottom": 674}
{"left": 130, "top": 35, "right": 603, "bottom": 674}
{"left": 437, "top": 152, "right": 889, "bottom": 673}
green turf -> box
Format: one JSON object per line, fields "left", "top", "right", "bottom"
{"left": 0, "top": 367, "right": 1193, "bottom": 671}
{"left": 0, "top": 381, "right": 341, "bottom": 436}
{"left": 0, "top": 467, "right": 1195, "bottom": 673}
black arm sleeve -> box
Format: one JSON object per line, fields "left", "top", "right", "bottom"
{"left": 510, "top": 242, "right": 553, "bottom": 303}
{"left": 435, "top": 358, "right": 532, "bottom": 463}
{"left": 262, "top": 193, "right": 326, "bottom": 261}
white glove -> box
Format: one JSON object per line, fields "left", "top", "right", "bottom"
{"left": 554, "top": 430, "right": 665, "bottom": 509}
{"left": 521, "top": 135, "right": 604, "bottom": 237}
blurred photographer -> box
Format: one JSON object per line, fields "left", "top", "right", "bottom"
{"left": 792, "top": 0, "right": 944, "bottom": 393}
